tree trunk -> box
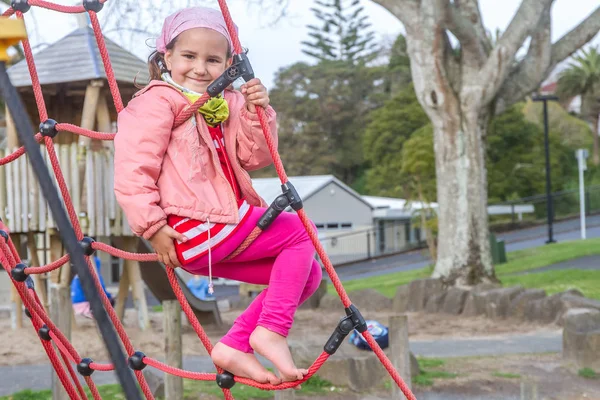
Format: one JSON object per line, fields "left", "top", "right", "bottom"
{"left": 430, "top": 106, "right": 497, "bottom": 285}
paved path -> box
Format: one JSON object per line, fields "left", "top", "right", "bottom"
{"left": 0, "top": 330, "right": 562, "bottom": 395}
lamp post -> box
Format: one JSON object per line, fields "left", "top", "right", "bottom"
{"left": 532, "top": 94, "right": 559, "bottom": 244}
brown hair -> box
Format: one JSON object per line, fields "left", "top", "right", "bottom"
{"left": 147, "top": 37, "right": 178, "bottom": 82}
{"left": 142, "top": 36, "right": 234, "bottom": 86}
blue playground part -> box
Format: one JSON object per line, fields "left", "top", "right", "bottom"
{"left": 349, "top": 320, "right": 389, "bottom": 351}
{"left": 71, "top": 255, "right": 112, "bottom": 304}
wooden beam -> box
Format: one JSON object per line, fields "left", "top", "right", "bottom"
{"left": 50, "top": 283, "right": 72, "bottom": 400}
{"left": 27, "top": 232, "right": 48, "bottom": 312}
{"left": 5, "top": 103, "right": 18, "bottom": 149}
{"left": 390, "top": 314, "right": 411, "bottom": 398}
{"left": 164, "top": 300, "right": 183, "bottom": 399}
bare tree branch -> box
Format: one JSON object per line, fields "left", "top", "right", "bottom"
{"left": 445, "top": 3, "right": 487, "bottom": 67}
{"left": 495, "top": 5, "right": 552, "bottom": 113}
{"left": 455, "top": 0, "right": 490, "bottom": 52}
{"left": 370, "top": 0, "right": 420, "bottom": 30}
{"left": 550, "top": 6, "right": 600, "bottom": 66}
{"left": 479, "top": 0, "right": 552, "bottom": 105}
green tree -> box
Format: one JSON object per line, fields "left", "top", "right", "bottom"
{"left": 363, "top": 84, "right": 429, "bottom": 197}
{"left": 270, "top": 60, "right": 383, "bottom": 184}
{"left": 302, "top": 0, "right": 377, "bottom": 64}
{"left": 557, "top": 46, "right": 600, "bottom": 164}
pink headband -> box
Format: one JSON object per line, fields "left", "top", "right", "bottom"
{"left": 156, "top": 6, "right": 237, "bottom": 54}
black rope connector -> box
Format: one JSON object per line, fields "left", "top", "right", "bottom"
{"left": 128, "top": 351, "right": 146, "bottom": 371}
{"left": 83, "top": 0, "right": 103, "bottom": 12}
{"left": 345, "top": 304, "right": 367, "bottom": 333}
{"left": 79, "top": 236, "right": 96, "bottom": 256}
{"left": 11, "top": 263, "right": 27, "bottom": 282}
{"left": 324, "top": 315, "right": 355, "bottom": 355}
{"left": 207, "top": 52, "right": 254, "bottom": 97}
{"left": 38, "top": 325, "right": 51, "bottom": 341}
{"left": 77, "top": 358, "right": 95, "bottom": 376}
{"left": 216, "top": 371, "right": 235, "bottom": 389}
{"left": 257, "top": 194, "right": 289, "bottom": 230}
{"left": 0, "top": 230, "right": 8, "bottom": 241}
{"left": 39, "top": 119, "right": 58, "bottom": 138}
{"left": 10, "top": 0, "right": 30, "bottom": 13}
{"left": 25, "top": 276, "right": 34, "bottom": 289}
{"left": 25, "top": 308, "right": 32, "bottom": 319}
{"left": 282, "top": 181, "right": 303, "bottom": 211}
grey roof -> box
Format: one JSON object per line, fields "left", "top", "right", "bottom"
{"left": 251, "top": 175, "right": 373, "bottom": 209}
{"left": 7, "top": 26, "right": 149, "bottom": 87}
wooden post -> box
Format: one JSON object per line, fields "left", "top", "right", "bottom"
{"left": 78, "top": 80, "right": 103, "bottom": 220}
{"left": 114, "top": 261, "right": 130, "bottom": 322}
{"left": 390, "top": 314, "right": 411, "bottom": 399}
{"left": 10, "top": 234, "right": 25, "bottom": 329}
{"left": 49, "top": 232, "right": 63, "bottom": 284}
{"left": 122, "top": 237, "right": 150, "bottom": 330}
{"left": 27, "top": 232, "right": 48, "bottom": 312}
{"left": 164, "top": 300, "right": 183, "bottom": 400}
{"left": 50, "top": 283, "right": 72, "bottom": 400}
{"left": 5, "top": 103, "right": 18, "bottom": 149}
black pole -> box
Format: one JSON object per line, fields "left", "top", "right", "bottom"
{"left": 533, "top": 94, "right": 559, "bottom": 244}
{"left": 0, "top": 62, "right": 142, "bottom": 400}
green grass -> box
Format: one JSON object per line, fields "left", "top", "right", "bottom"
{"left": 413, "top": 358, "right": 457, "bottom": 386}
{"left": 335, "top": 267, "right": 431, "bottom": 298}
{"left": 495, "top": 238, "right": 600, "bottom": 276}
{"left": 0, "top": 384, "right": 126, "bottom": 400}
{"left": 2, "top": 376, "right": 337, "bottom": 400}
{"left": 334, "top": 238, "right": 600, "bottom": 299}
{"left": 502, "top": 269, "right": 600, "bottom": 300}
{"left": 578, "top": 368, "right": 598, "bottom": 379}
{"left": 492, "top": 371, "right": 521, "bottom": 379}
{"left": 152, "top": 305, "right": 163, "bottom": 312}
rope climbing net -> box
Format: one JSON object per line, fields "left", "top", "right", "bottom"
{"left": 0, "top": 1, "right": 416, "bottom": 399}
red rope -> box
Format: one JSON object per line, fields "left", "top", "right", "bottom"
{"left": 0, "top": 133, "right": 44, "bottom": 165}
{"left": 89, "top": 362, "right": 115, "bottom": 371}
{"left": 28, "top": 0, "right": 86, "bottom": 13}
{"left": 85, "top": 376, "right": 103, "bottom": 400}
{"left": 18, "top": 12, "right": 48, "bottom": 122}
{"left": 92, "top": 241, "right": 158, "bottom": 262}
{"left": 58, "top": 350, "right": 88, "bottom": 400}
{"left": 24, "top": 254, "right": 70, "bottom": 275}
{"left": 57, "top": 123, "right": 116, "bottom": 140}
{"left": 2, "top": 8, "right": 15, "bottom": 16}
{"left": 144, "top": 357, "right": 215, "bottom": 380}
{"left": 88, "top": 11, "right": 124, "bottom": 112}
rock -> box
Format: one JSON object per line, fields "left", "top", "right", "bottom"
{"left": 425, "top": 292, "right": 446, "bottom": 313}
{"left": 142, "top": 369, "right": 165, "bottom": 398}
{"left": 441, "top": 287, "right": 469, "bottom": 315}
{"left": 301, "top": 279, "right": 328, "bottom": 310}
{"left": 559, "top": 294, "right": 600, "bottom": 325}
{"left": 393, "top": 285, "right": 410, "bottom": 313}
{"left": 319, "top": 293, "right": 344, "bottom": 311}
{"left": 509, "top": 289, "right": 546, "bottom": 319}
{"left": 484, "top": 286, "right": 525, "bottom": 319}
{"left": 349, "top": 288, "right": 393, "bottom": 311}
{"left": 410, "top": 351, "right": 420, "bottom": 377}
{"left": 462, "top": 292, "right": 487, "bottom": 317}
{"left": 407, "top": 278, "right": 444, "bottom": 312}
{"left": 472, "top": 282, "right": 502, "bottom": 293}
{"left": 347, "top": 355, "right": 389, "bottom": 391}
{"left": 562, "top": 308, "right": 600, "bottom": 370}
{"left": 525, "top": 289, "right": 583, "bottom": 323}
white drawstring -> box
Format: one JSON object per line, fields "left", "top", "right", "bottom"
{"left": 207, "top": 217, "right": 214, "bottom": 295}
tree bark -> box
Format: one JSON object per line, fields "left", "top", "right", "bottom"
{"left": 429, "top": 104, "right": 496, "bottom": 284}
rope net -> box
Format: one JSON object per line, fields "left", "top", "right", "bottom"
{"left": 0, "top": 1, "right": 416, "bottom": 399}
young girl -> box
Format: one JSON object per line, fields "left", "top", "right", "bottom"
{"left": 114, "top": 7, "right": 322, "bottom": 385}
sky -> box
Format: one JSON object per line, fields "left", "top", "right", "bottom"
{"left": 7, "top": 0, "right": 600, "bottom": 89}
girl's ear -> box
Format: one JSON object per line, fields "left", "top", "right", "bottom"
{"left": 226, "top": 57, "right": 233, "bottom": 68}
{"left": 164, "top": 50, "right": 173, "bottom": 71}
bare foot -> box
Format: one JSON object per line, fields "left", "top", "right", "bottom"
{"left": 211, "top": 342, "right": 281, "bottom": 384}
{"left": 249, "top": 326, "right": 309, "bottom": 382}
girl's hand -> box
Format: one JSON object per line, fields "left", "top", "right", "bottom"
{"left": 241, "top": 78, "right": 269, "bottom": 113}
{"left": 149, "top": 225, "right": 187, "bottom": 268}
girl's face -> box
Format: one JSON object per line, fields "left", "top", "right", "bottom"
{"left": 164, "top": 28, "right": 232, "bottom": 93}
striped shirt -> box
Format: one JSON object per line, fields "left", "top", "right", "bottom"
{"left": 168, "top": 124, "right": 253, "bottom": 265}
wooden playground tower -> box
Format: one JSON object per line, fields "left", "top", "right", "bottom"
{"left": 1, "top": 23, "right": 150, "bottom": 332}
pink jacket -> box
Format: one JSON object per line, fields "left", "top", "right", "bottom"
{"left": 114, "top": 80, "right": 277, "bottom": 240}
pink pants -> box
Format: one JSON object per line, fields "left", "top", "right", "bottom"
{"left": 183, "top": 206, "right": 323, "bottom": 353}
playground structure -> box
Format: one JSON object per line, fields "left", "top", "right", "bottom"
{"left": 0, "top": 1, "right": 415, "bottom": 400}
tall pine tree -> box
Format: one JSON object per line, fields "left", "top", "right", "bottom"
{"left": 302, "top": 0, "right": 377, "bottom": 64}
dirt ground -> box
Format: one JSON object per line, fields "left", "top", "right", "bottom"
{"left": 1, "top": 307, "right": 599, "bottom": 399}
{"left": 0, "top": 306, "right": 556, "bottom": 365}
